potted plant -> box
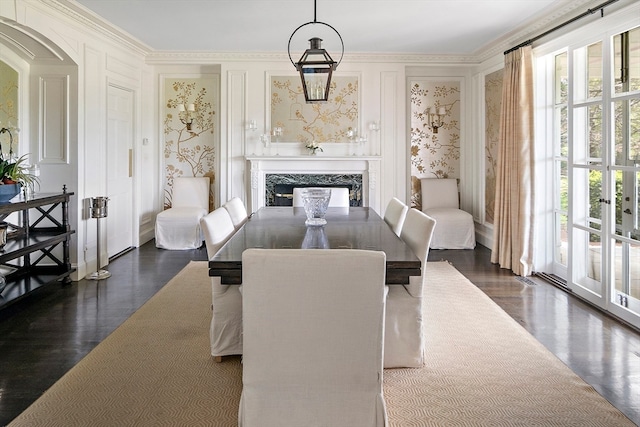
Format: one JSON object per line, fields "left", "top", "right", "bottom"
{"left": 0, "top": 127, "right": 40, "bottom": 201}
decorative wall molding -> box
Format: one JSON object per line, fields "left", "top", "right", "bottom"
{"left": 39, "top": 75, "right": 69, "bottom": 163}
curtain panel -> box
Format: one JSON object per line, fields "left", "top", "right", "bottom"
{"left": 491, "top": 46, "right": 535, "bottom": 277}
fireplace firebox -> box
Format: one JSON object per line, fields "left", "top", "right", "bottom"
{"left": 266, "top": 174, "right": 363, "bottom": 207}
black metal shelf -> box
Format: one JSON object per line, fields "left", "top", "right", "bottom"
{"left": 0, "top": 189, "right": 74, "bottom": 310}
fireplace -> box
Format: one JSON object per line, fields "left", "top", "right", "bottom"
{"left": 246, "top": 156, "right": 381, "bottom": 212}
{"left": 266, "top": 174, "right": 363, "bottom": 206}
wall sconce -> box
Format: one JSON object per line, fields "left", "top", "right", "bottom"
{"left": 428, "top": 106, "right": 446, "bottom": 133}
{"left": 287, "top": 0, "right": 344, "bottom": 103}
{"left": 247, "top": 120, "right": 258, "bottom": 131}
{"left": 178, "top": 103, "right": 196, "bottom": 131}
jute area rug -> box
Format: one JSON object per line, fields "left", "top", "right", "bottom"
{"left": 9, "top": 261, "right": 634, "bottom": 426}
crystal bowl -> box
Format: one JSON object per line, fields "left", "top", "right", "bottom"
{"left": 300, "top": 187, "right": 331, "bottom": 226}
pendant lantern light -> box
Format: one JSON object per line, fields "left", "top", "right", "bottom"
{"left": 287, "top": 0, "right": 344, "bottom": 103}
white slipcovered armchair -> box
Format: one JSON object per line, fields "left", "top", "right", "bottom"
{"left": 240, "top": 249, "right": 388, "bottom": 426}
{"left": 384, "top": 208, "right": 436, "bottom": 368}
{"left": 155, "top": 177, "right": 210, "bottom": 250}
{"left": 421, "top": 178, "right": 475, "bottom": 249}
{"left": 200, "top": 208, "right": 242, "bottom": 360}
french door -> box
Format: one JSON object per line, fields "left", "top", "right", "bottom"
{"left": 552, "top": 25, "right": 640, "bottom": 327}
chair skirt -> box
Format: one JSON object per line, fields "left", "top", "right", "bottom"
{"left": 384, "top": 285, "right": 424, "bottom": 368}
{"left": 424, "top": 207, "right": 476, "bottom": 249}
{"left": 155, "top": 207, "right": 208, "bottom": 250}
{"left": 210, "top": 278, "right": 243, "bottom": 357}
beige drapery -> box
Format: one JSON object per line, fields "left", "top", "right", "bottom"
{"left": 491, "top": 46, "right": 535, "bottom": 277}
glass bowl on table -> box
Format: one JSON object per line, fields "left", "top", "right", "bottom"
{"left": 300, "top": 187, "right": 331, "bottom": 226}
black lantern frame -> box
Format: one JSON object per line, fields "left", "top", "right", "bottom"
{"left": 287, "top": 1, "right": 344, "bottom": 103}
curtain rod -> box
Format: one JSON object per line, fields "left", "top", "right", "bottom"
{"left": 504, "top": 0, "right": 620, "bottom": 55}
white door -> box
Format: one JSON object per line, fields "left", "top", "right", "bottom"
{"left": 106, "top": 84, "right": 134, "bottom": 258}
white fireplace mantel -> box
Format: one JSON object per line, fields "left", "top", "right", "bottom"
{"left": 246, "top": 155, "right": 382, "bottom": 212}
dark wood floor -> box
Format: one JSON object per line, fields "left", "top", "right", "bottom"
{"left": 0, "top": 242, "right": 638, "bottom": 426}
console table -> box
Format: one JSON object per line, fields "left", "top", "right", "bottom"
{"left": 0, "top": 188, "right": 75, "bottom": 309}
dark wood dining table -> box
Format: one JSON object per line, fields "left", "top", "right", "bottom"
{"left": 208, "top": 207, "right": 421, "bottom": 285}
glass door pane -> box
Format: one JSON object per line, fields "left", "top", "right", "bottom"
{"left": 612, "top": 237, "right": 640, "bottom": 314}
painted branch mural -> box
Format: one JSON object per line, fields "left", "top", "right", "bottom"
{"left": 409, "top": 80, "right": 460, "bottom": 209}
{"left": 163, "top": 78, "right": 217, "bottom": 210}
{"left": 0, "top": 61, "right": 19, "bottom": 155}
{"left": 484, "top": 69, "right": 503, "bottom": 224}
{"left": 270, "top": 76, "right": 358, "bottom": 144}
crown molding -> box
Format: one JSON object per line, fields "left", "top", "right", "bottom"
{"left": 43, "top": 0, "right": 637, "bottom": 67}
{"left": 46, "top": 0, "right": 151, "bottom": 56}
{"left": 145, "top": 50, "right": 481, "bottom": 66}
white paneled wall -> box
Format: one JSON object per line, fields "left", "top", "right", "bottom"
{"left": 1, "top": 0, "right": 501, "bottom": 280}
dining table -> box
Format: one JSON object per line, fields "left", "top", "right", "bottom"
{"left": 208, "top": 206, "right": 421, "bottom": 285}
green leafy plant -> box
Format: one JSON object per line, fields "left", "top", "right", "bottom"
{"left": 0, "top": 154, "right": 39, "bottom": 188}
{"left": 0, "top": 127, "right": 40, "bottom": 191}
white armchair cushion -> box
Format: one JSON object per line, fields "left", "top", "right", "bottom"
{"left": 421, "top": 178, "right": 459, "bottom": 209}
{"left": 172, "top": 177, "right": 210, "bottom": 209}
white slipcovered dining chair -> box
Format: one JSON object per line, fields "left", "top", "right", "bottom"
{"left": 292, "top": 187, "right": 350, "bottom": 207}
{"left": 155, "top": 177, "right": 210, "bottom": 250}
{"left": 223, "top": 197, "right": 249, "bottom": 230}
{"left": 421, "top": 178, "right": 475, "bottom": 249}
{"left": 383, "top": 197, "right": 408, "bottom": 237}
{"left": 200, "top": 208, "right": 243, "bottom": 360}
{"left": 384, "top": 208, "right": 436, "bottom": 368}
{"left": 239, "top": 249, "right": 388, "bottom": 427}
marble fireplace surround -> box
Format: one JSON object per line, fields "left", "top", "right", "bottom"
{"left": 246, "top": 156, "right": 381, "bottom": 212}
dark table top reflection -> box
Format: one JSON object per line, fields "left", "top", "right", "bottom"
{"left": 208, "top": 207, "right": 421, "bottom": 285}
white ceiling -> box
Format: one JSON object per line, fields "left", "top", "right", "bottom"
{"left": 68, "top": 0, "right": 599, "bottom": 57}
